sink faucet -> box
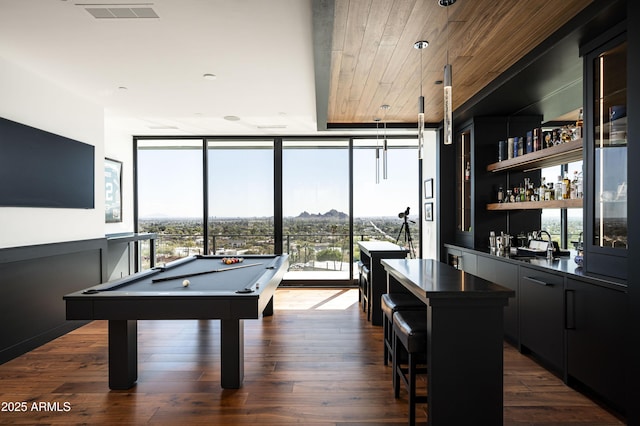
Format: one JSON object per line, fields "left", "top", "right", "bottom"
{"left": 539, "top": 230, "right": 553, "bottom": 260}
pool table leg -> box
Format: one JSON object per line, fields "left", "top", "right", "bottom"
{"left": 263, "top": 295, "right": 274, "bottom": 316}
{"left": 220, "top": 318, "right": 244, "bottom": 388}
{"left": 108, "top": 319, "right": 138, "bottom": 390}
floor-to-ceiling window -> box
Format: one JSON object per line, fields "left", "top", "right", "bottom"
{"left": 206, "top": 140, "right": 274, "bottom": 255}
{"left": 135, "top": 134, "right": 421, "bottom": 285}
{"left": 353, "top": 137, "right": 421, "bottom": 260}
{"left": 282, "top": 139, "right": 350, "bottom": 281}
{"left": 136, "top": 139, "right": 204, "bottom": 264}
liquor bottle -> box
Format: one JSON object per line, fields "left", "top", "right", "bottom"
{"left": 539, "top": 178, "right": 547, "bottom": 201}
{"left": 507, "top": 137, "right": 514, "bottom": 159}
{"left": 497, "top": 186, "right": 504, "bottom": 203}
{"left": 555, "top": 176, "right": 563, "bottom": 200}
{"left": 563, "top": 172, "right": 571, "bottom": 199}
{"left": 518, "top": 137, "right": 524, "bottom": 156}
{"left": 465, "top": 162, "right": 470, "bottom": 181}
{"left": 575, "top": 170, "right": 583, "bottom": 198}
{"left": 533, "top": 128, "right": 541, "bottom": 151}
{"left": 575, "top": 108, "right": 583, "bottom": 139}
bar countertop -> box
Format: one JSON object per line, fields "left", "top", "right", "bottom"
{"left": 357, "top": 240, "right": 408, "bottom": 254}
{"left": 444, "top": 243, "right": 627, "bottom": 290}
{"left": 381, "top": 258, "right": 515, "bottom": 300}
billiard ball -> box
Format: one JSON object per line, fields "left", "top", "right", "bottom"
{"left": 182, "top": 279, "right": 190, "bottom": 287}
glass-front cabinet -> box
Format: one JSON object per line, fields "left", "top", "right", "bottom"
{"left": 584, "top": 31, "right": 627, "bottom": 279}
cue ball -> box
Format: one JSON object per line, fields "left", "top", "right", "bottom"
{"left": 182, "top": 279, "right": 190, "bottom": 287}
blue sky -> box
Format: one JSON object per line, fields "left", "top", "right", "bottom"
{"left": 137, "top": 142, "right": 420, "bottom": 219}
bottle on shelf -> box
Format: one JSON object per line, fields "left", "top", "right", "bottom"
{"left": 497, "top": 186, "right": 504, "bottom": 203}
{"left": 539, "top": 178, "right": 547, "bottom": 201}
{"left": 555, "top": 176, "right": 563, "bottom": 200}
{"left": 575, "top": 108, "right": 583, "bottom": 139}
{"left": 575, "top": 170, "right": 583, "bottom": 199}
{"left": 563, "top": 172, "right": 572, "bottom": 199}
{"left": 465, "top": 162, "right": 470, "bottom": 181}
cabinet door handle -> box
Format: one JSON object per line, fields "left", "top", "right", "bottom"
{"left": 565, "top": 289, "right": 576, "bottom": 330}
{"left": 523, "top": 276, "right": 552, "bottom": 286}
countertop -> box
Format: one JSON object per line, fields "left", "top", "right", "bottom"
{"left": 445, "top": 243, "right": 627, "bottom": 291}
{"left": 382, "top": 258, "right": 515, "bottom": 300}
{"left": 357, "top": 240, "right": 408, "bottom": 254}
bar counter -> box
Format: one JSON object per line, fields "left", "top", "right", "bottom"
{"left": 381, "top": 258, "right": 514, "bottom": 426}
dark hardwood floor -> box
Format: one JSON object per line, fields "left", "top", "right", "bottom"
{"left": 0, "top": 288, "right": 624, "bottom": 425}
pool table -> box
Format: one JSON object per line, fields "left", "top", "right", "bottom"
{"left": 64, "top": 254, "right": 289, "bottom": 389}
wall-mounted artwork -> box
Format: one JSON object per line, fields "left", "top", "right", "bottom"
{"left": 105, "top": 158, "right": 122, "bottom": 223}
{"left": 424, "top": 178, "right": 433, "bottom": 199}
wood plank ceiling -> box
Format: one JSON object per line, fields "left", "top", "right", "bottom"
{"left": 327, "top": 0, "right": 593, "bottom": 126}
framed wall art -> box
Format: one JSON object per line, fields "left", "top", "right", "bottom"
{"left": 104, "top": 158, "right": 122, "bottom": 223}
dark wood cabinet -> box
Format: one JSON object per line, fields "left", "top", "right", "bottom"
{"left": 565, "top": 278, "right": 627, "bottom": 413}
{"left": 477, "top": 256, "right": 519, "bottom": 343}
{"left": 518, "top": 266, "right": 565, "bottom": 373}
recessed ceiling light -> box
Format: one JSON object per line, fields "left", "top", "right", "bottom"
{"left": 203, "top": 73, "right": 217, "bottom": 81}
{"left": 223, "top": 115, "right": 241, "bottom": 121}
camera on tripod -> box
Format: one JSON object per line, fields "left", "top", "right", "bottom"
{"left": 398, "top": 207, "right": 410, "bottom": 219}
{"left": 395, "top": 206, "right": 416, "bottom": 258}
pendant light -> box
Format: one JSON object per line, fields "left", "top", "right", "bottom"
{"left": 414, "top": 40, "right": 429, "bottom": 159}
{"left": 374, "top": 118, "right": 381, "bottom": 184}
{"left": 441, "top": 0, "right": 454, "bottom": 145}
{"left": 380, "top": 104, "right": 390, "bottom": 179}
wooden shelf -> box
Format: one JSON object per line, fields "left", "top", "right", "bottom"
{"left": 487, "top": 199, "right": 583, "bottom": 210}
{"left": 487, "top": 138, "right": 583, "bottom": 173}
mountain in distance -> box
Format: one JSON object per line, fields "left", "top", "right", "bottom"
{"left": 296, "top": 209, "right": 348, "bottom": 220}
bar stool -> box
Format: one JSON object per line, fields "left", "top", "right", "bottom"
{"left": 359, "top": 264, "right": 371, "bottom": 320}
{"left": 381, "top": 293, "right": 425, "bottom": 366}
{"left": 392, "top": 310, "right": 428, "bottom": 426}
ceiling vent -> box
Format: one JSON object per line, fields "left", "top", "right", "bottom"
{"left": 83, "top": 6, "right": 159, "bottom": 19}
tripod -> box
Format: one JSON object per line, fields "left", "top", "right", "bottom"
{"left": 396, "top": 214, "right": 416, "bottom": 258}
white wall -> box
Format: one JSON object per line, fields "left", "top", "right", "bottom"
{"left": 0, "top": 57, "right": 105, "bottom": 248}
{"left": 421, "top": 131, "right": 438, "bottom": 260}
{"left": 104, "top": 125, "right": 135, "bottom": 235}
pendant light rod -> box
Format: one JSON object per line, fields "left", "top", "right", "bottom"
{"left": 414, "top": 40, "right": 428, "bottom": 159}
{"left": 380, "top": 104, "right": 390, "bottom": 180}
{"left": 374, "top": 118, "right": 381, "bottom": 184}
{"left": 442, "top": 0, "right": 454, "bottom": 145}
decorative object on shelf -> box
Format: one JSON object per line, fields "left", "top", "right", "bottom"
{"left": 105, "top": 157, "right": 122, "bottom": 223}
{"left": 424, "top": 178, "right": 433, "bottom": 199}
{"left": 380, "top": 104, "right": 390, "bottom": 179}
{"left": 374, "top": 118, "right": 381, "bottom": 184}
{"left": 414, "top": 40, "right": 429, "bottom": 159}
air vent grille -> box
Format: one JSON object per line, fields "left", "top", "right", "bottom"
{"left": 85, "top": 7, "right": 158, "bottom": 19}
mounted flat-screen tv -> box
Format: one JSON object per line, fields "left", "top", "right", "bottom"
{"left": 0, "top": 116, "right": 95, "bottom": 208}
